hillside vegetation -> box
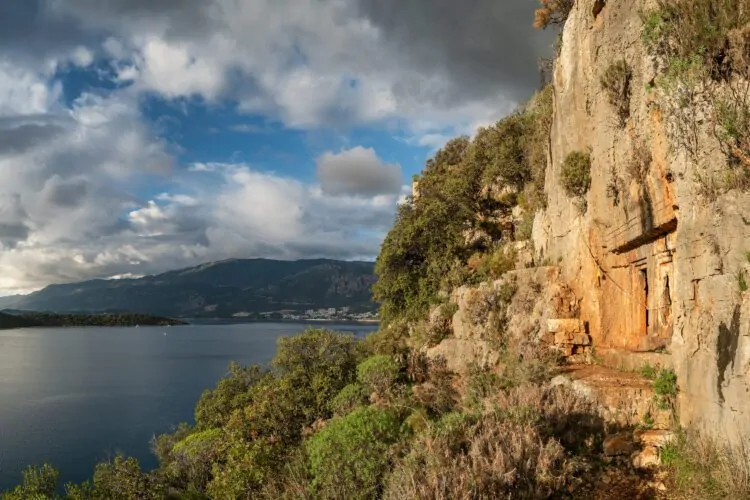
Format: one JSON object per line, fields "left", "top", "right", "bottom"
{"left": 374, "top": 84, "right": 552, "bottom": 325}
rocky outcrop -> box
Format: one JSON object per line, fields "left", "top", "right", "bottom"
{"left": 530, "top": 0, "right": 750, "bottom": 444}
{"left": 552, "top": 365, "right": 673, "bottom": 430}
{"left": 426, "top": 266, "right": 584, "bottom": 373}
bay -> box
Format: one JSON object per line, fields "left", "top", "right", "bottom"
{"left": 0, "top": 322, "right": 378, "bottom": 491}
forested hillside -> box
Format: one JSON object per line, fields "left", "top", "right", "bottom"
{"left": 0, "top": 259, "right": 377, "bottom": 318}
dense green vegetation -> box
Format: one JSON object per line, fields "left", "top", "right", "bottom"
{"left": 560, "top": 150, "right": 592, "bottom": 213}
{"left": 0, "top": 311, "right": 185, "bottom": 329}
{"left": 373, "top": 86, "right": 553, "bottom": 325}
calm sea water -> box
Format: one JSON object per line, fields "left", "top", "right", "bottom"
{"left": 0, "top": 322, "right": 378, "bottom": 491}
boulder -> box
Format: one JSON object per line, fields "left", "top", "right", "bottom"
{"left": 603, "top": 432, "right": 635, "bottom": 456}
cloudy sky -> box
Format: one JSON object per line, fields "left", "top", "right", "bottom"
{"left": 0, "top": 0, "right": 552, "bottom": 295}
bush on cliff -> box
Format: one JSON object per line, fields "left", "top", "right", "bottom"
{"left": 560, "top": 150, "right": 592, "bottom": 212}
{"left": 600, "top": 59, "right": 632, "bottom": 127}
{"left": 357, "top": 355, "right": 401, "bottom": 398}
{"left": 307, "top": 407, "right": 403, "bottom": 499}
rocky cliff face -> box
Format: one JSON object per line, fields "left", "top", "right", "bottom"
{"left": 532, "top": 0, "right": 750, "bottom": 443}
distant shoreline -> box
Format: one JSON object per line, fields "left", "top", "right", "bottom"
{"left": 183, "top": 318, "right": 380, "bottom": 326}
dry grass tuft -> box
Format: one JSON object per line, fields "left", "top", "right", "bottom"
{"left": 663, "top": 429, "right": 750, "bottom": 499}
{"left": 601, "top": 60, "right": 633, "bottom": 127}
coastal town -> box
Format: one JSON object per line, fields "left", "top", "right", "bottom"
{"left": 236, "top": 306, "right": 379, "bottom": 322}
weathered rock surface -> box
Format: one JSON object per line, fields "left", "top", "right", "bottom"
{"left": 632, "top": 446, "right": 661, "bottom": 469}
{"left": 426, "top": 267, "right": 580, "bottom": 374}
{"left": 551, "top": 365, "right": 672, "bottom": 429}
{"left": 531, "top": 0, "right": 750, "bottom": 443}
{"left": 425, "top": 338, "right": 499, "bottom": 374}
{"left": 634, "top": 429, "right": 674, "bottom": 449}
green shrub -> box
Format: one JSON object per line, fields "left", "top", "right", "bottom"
{"left": 167, "top": 428, "right": 223, "bottom": 491}
{"left": 357, "top": 355, "right": 401, "bottom": 397}
{"left": 496, "top": 281, "right": 518, "bottom": 305}
{"left": 524, "top": 84, "right": 554, "bottom": 212}
{"left": 641, "top": 0, "right": 750, "bottom": 79}
{"left": 307, "top": 407, "right": 402, "bottom": 499}
{"left": 374, "top": 95, "right": 550, "bottom": 326}
{"left": 194, "top": 362, "right": 266, "bottom": 429}
{"left": 190, "top": 329, "right": 361, "bottom": 497}
{"left": 1, "top": 464, "right": 59, "bottom": 500}
{"left": 739, "top": 270, "right": 748, "bottom": 292}
{"left": 474, "top": 112, "right": 534, "bottom": 190}
{"left": 469, "top": 244, "right": 518, "bottom": 282}
{"left": 601, "top": 60, "right": 633, "bottom": 127}
{"left": 92, "top": 456, "right": 164, "bottom": 500}
{"left": 653, "top": 368, "right": 677, "bottom": 396}
{"left": 560, "top": 151, "right": 591, "bottom": 212}
{"left": 373, "top": 137, "right": 479, "bottom": 323}
{"left": 560, "top": 151, "right": 592, "bottom": 198}
{"left": 515, "top": 210, "right": 535, "bottom": 241}
{"left": 465, "top": 368, "right": 503, "bottom": 409}
{"left": 274, "top": 329, "right": 360, "bottom": 419}
{"left": 640, "top": 362, "right": 658, "bottom": 380}
{"left": 331, "top": 382, "right": 369, "bottom": 416}
{"left": 653, "top": 368, "right": 678, "bottom": 409}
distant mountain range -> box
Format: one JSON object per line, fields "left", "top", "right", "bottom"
{"left": 0, "top": 259, "right": 377, "bottom": 319}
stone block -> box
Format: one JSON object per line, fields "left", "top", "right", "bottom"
{"left": 632, "top": 446, "right": 661, "bottom": 469}
{"left": 634, "top": 430, "right": 674, "bottom": 448}
{"left": 547, "top": 318, "right": 590, "bottom": 347}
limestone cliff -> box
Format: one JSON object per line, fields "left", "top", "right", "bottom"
{"left": 532, "top": 0, "right": 750, "bottom": 443}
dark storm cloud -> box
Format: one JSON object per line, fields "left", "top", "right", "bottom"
{"left": 0, "top": 123, "right": 66, "bottom": 155}
{"left": 0, "top": 1, "right": 101, "bottom": 64}
{"left": 0, "top": 223, "right": 30, "bottom": 246}
{"left": 316, "top": 147, "right": 402, "bottom": 198}
{"left": 57, "top": 0, "right": 214, "bottom": 38}
{"left": 0, "top": 194, "right": 30, "bottom": 247}
{"left": 354, "top": 0, "right": 556, "bottom": 102}
{"left": 284, "top": 240, "right": 379, "bottom": 261}
{"left": 43, "top": 176, "right": 89, "bottom": 208}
